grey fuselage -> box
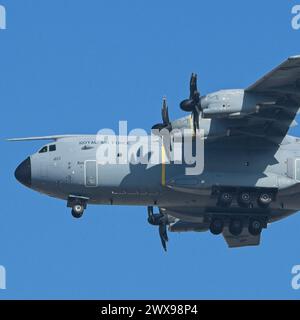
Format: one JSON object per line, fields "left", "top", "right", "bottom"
{"left": 15, "top": 89, "right": 300, "bottom": 224}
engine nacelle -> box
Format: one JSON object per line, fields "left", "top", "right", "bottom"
{"left": 201, "top": 89, "right": 270, "bottom": 118}
{"left": 169, "top": 90, "right": 275, "bottom": 139}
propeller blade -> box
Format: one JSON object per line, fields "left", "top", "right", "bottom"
{"left": 159, "top": 223, "right": 168, "bottom": 252}
{"left": 193, "top": 90, "right": 200, "bottom": 105}
{"left": 160, "top": 236, "right": 167, "bottom": 251}
{"left": 190, "top": 73, "right": 198, "bottom": 99}
{"left": 147, "top": 206, "right": 153, "bottom": 217}
{"left": 180, "top": 73, "right": 202, "bottom": 134}
{"left": 147, "top": 206, "right": 154, "bottom": 224}
{"left": 192, "top": 109, "right": 200, "bottom": 134}
{"left": 161, "top": 97, "right": 170, "bottom": 126}
{"left": 147, "top": 207, "right": 170, "bottom": 251}
{"left": 180, "top": 73, "right": 201, "bottom": 111}
{"left": 152, "top": 97, "right": 172, "bottom": 132}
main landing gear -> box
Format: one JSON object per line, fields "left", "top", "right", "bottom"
{"left": 209, "top": 216, "right": 266, "bottom": 237}
{"left": 248, "top": 218, "right": 263, "bottom": 236}
{"left": 216, "top": 188, "right": 275, "bottom": 209}
{"left": 217, "top": 192, "right": 233, "bottom": 208}
{"left": 257, "top": 192, "right": 273, "bottom": 208}
{"left": 209, "top": 218, "right": 224, "bottom": 235}
{"left": 67, "top": 196, "right": 89, "bottom": 219}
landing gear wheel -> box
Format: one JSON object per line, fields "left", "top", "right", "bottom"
{"left": 71, "top": 204, "right": 84, "bottom": 218}
{"left": 218, "top": 192, "right": 233, "bottom": 207}
{"left": 238, "top": 192, "right": 251, "bottom": 208}
{"left": 257, "top": 193, "right": 272, "bottom": 208}
{"left": 248, "top": 219, "right": 263, "bottom": 236}
{"left": 229, "top": 218, "right": 243, "bottom": 236}
{"left": 210, "top": 218, "right": 224, "bottom": 235}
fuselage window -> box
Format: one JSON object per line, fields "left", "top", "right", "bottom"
{"left": 49, "top": 144, "right": 56, "bottom": 152}
{"left": 39, "top": 146, "right": 48, "bottom": 153}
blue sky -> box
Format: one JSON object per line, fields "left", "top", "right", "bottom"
{"left": 1, "top": 0, "right": 300, "bottom": 299}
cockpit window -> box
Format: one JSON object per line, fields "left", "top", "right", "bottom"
{"left": 49, "top": 144, "right": 56, "bottom": 152}
{"left": 39, "top": 146, "right": 48, "bottom": 153}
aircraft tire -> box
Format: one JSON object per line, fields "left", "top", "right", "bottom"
{"left": 248, "top": 219, "right": 263, "bottom": 236}
{"left": 257, "top": 192, "right": 272, "bottom": 208}
{"left": 71, "top": 204, "right": 84, "bottom": 218}
{"left": 237, "top": 192, "right": 251, "bottom": 208}
{"left": 229, "top": 218, "right": 243, "bottom": 236}
{"left": 209, "top": 218, "right": 224, "bottom": 235}
{"left": 218, "top": 192, "right": 233, "bottom": 207}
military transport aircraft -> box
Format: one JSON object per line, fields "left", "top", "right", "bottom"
{"left": 9, "top": 55, "right": 300, "bottom": 251}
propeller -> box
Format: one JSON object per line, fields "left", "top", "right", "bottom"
{"left": 147, "top": 206, "right": 169, "bottom": 251}
{"left": 151, "top": 97, "right": 173, "bottom": 160}
{"left": 180, "top": 73, "right": 201, "bottom": 134}
{"left": 152, "top": 97, "right": 172, "bottom": 131}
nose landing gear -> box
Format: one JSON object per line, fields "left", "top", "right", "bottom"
{"left": 71, "top": 204, "right": 85, "bottom": 218}
{"left": 67, "top": 195, "right": 89, "bottom": 219}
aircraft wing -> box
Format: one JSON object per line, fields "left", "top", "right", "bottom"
{"left": 6, "top": 135, "right": 88, "bottom": 142}
{"left": 246, "top": 55, "right": 300, "bottom": 94}
{"left": 222, "top": 226, "right": 261, "bottom": 248}
{"left": 239, "top": 55, "right": 300, "bottom": 144}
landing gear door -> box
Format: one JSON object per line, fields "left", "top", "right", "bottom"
{"left": 85, "top": 160, "right": 98, "bottom": 187}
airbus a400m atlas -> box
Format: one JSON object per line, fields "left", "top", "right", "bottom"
{"left": 10, "top": 55, "right": 300, "bottom": 251}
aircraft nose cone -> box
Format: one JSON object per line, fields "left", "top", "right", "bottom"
{"left": 15, "top": 157, "right": 31, "bottom": 187}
